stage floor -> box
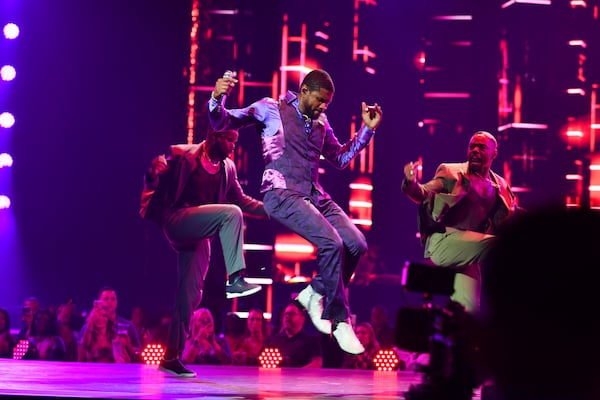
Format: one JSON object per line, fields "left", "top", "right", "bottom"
{"left": 0, "top": 359, "right": 482, "bottom": 399}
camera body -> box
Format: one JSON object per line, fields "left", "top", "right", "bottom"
{"left": 396, "top": 261, "right": 481, "bottom": 400}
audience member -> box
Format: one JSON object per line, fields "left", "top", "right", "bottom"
{"left": 79, "top": 286, "right": 141, "bottom": 357}
{"left": 479, "top": 206, "right": 600, "bottom": 400}
{"left": 78, "top": 300, "right": 136, "bottom": 363}
{"left": 0, "top": 308, "right": 15, "bottom": 358}
{"left": 182, "top": 308, "right": 232, "bottom": 365}
{"left": 233, "top": 308, "right": 269, "bottom": 366}
{"left": 16, "top": 297, "right": 40, "bottom": 341}
{"left": 264, "top": 301, "right": 322, "bottom": 368}
{"left": 370, "top": 305, "right": 395, "bottom": 348}
{"left": 220, "top": 312, "right": 245, "bottom": 357}
{"left": 130, "top": 305, "right": 151, "bottom": 349}
{"left": 149, "top": 308, "right": 172, "bottom": 348}
{"left": 26, "top": 308, "right": 66, "bottom": 361}
{"left": 341, "top": 322, "right": 380, "bottom": 370}
{"left": 56, "top": 298, "right": 82, "bottom": 361}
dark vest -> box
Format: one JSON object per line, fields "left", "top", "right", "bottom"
{"left": 261, "top": 96, "right": 326, "bottom": 196}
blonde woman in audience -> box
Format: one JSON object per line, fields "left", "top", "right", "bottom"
{"left": 341, "top": 322, "right": 381, "bottom": 370}
{"left": 233, "top": 308, "right": 268, "bottom": 366}
{"left": 78, "top": 301, "right": 136, "bottom": 363}
{"left": 79, "top": 301, "right": 115, "bottom": 362}
{"left": 182, "top": 308, "right": 231, "bottom": 365}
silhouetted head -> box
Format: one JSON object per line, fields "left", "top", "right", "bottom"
{"left": 480, "top": 206, "right": 600, "bottom": 399}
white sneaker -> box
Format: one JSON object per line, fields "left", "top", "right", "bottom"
{"left": 332, "top": 321, "right": 365, "bottom": 355}
{"left": 296, "top": 285, "right": 332, "bottom": 334}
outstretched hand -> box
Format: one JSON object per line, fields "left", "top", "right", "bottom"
{"left": 361, "top": 102, "right": 382, "bottom": 130}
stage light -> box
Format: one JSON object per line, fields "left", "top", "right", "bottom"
{"left": 1, "top": 65, "right": 16, "bottom": 82}
{"left": 0, "top": 195, "right": 10, "bottom": 210}
{"left": 0, "top": 112, "right": 15, "bottom": 128}
{"left": 3, "top": 23, "right": 19, "bottom": 40}
{"left": 373, "top": 349, "right": 400, "bottom": 371}
{"left": 140, "top": 343, "right": 165, "bottom": 365}
{"left": 12, "top": 339, "right": 29, "bottom": 359}
{"left": 258, "top": 347, "right": 283, "bottom": 368}
{"left": 0, "top": 153, "right": 13, "bottom": 168}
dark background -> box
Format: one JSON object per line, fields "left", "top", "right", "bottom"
{"left": 0, "top": 1, "right": 592, "bottom": 329}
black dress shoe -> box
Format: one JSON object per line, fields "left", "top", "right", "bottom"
{"left": 159, "top": 358, "right": 197, "bottom": 377}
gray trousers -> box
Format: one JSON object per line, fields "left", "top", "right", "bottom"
{"left": 425, "top": 227, "right": 495, "bottom": 312}
{"left": 162, "top": 204, "right": 245, "bottom": 354}
{"left": 263, "top": 188, "right": 367, "bottom": 322}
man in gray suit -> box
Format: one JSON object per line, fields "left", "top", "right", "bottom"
{"left": 402, "top": 131, "right": 520, "bottom": 312}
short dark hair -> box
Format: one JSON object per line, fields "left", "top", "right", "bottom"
{"left": 301, "top": 69, "right": 334, "bottom": 93}
{"left": 205, "top": 128, "right": 238, "bottom": 145}
{"left": 97, "top": 286, "right": 116, "bottom": 299}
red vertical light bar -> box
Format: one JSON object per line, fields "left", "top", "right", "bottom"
{"left": 353, "top": 0, "right": 359, "bottom": 61}
{"left": 280, "top": 14, "right": 289, "bottom": 96}
{"left": 513, "top": 75, "right": 522, "bottom": 123}
{"left": 591, "top": 84, "right": 598, "bottom": 153}
{"left": 499, "top": 38, "right": 510, "bottom": 125}
{"left": 299, "top": 23, "right": 307, "bottom": 84}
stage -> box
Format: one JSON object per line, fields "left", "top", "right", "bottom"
{"left": 0, "top": 359, "right": 483, "bottom": 399}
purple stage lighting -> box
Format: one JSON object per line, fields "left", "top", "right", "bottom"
{"left": 0, "top": 112, "right": 15, "bottom": 128}
{"left": 0, "top": 153, "right": 13, "bottom": 168}
{"left": 0, "top": 65, "right": 16, "bottom": 82}
{"left": 3, "top": 23, "right": 20, "bottom": 40}
{"left": 0, "top": 195, "right": 10, "bottom": 210}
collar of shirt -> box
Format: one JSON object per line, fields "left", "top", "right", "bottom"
{"left": 292, "top": 98, "right": 312, "bottom": 133}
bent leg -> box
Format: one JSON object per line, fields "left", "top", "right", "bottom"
{"left": 318, "top": 197, "right": 368, "bottom": 286}
{"left": 263, "top": 189, "right": 349, "bottom": 321}
{"left": 425, "top": 229, "right": 493, "bottom": 312}
{"left": 164, "top": 204, "right": 246, "bottom": 276}
{"left": 163, "top": 205, "right": 245, "bottom": 355}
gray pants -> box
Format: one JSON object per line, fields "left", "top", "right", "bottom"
{"left": 425, "top": 227, "right": 495, "bottom": 312}
{"left": 162, "top": 204, "right": 245, "bottom": 354}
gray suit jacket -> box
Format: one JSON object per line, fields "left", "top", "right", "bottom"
{"left": 402, "top": 162, "right": 519, "bottom": 244}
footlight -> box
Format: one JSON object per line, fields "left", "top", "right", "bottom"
{"left": 258, "top": 347, "right": 282, "bottom": 368}
{"left": 373, "top": 349, "right": 400, "bottom": 371}
{"left": 140, "top": 343, "right": 165, "bottom": 365}
{"left": 12, "top": 339, "right": 30, "bottom": 360}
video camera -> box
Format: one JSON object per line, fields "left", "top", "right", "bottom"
{"left": 395, "top": 261, "right": 482, "bottom": 400}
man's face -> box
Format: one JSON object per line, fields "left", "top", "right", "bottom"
{"left": 467, "top": 133, "right": 497, "bottom": 174}
{"left": 98, "top": 290, "right": 118, "bottom": 317}
{"left": 214, "top": 130, "right": 239, "bottom": 160}
{"left": 282, "top": 304, "right": 304, "bottom": 336}
{"left": 298, "top": 87, "right": 333, "bottom": 120}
